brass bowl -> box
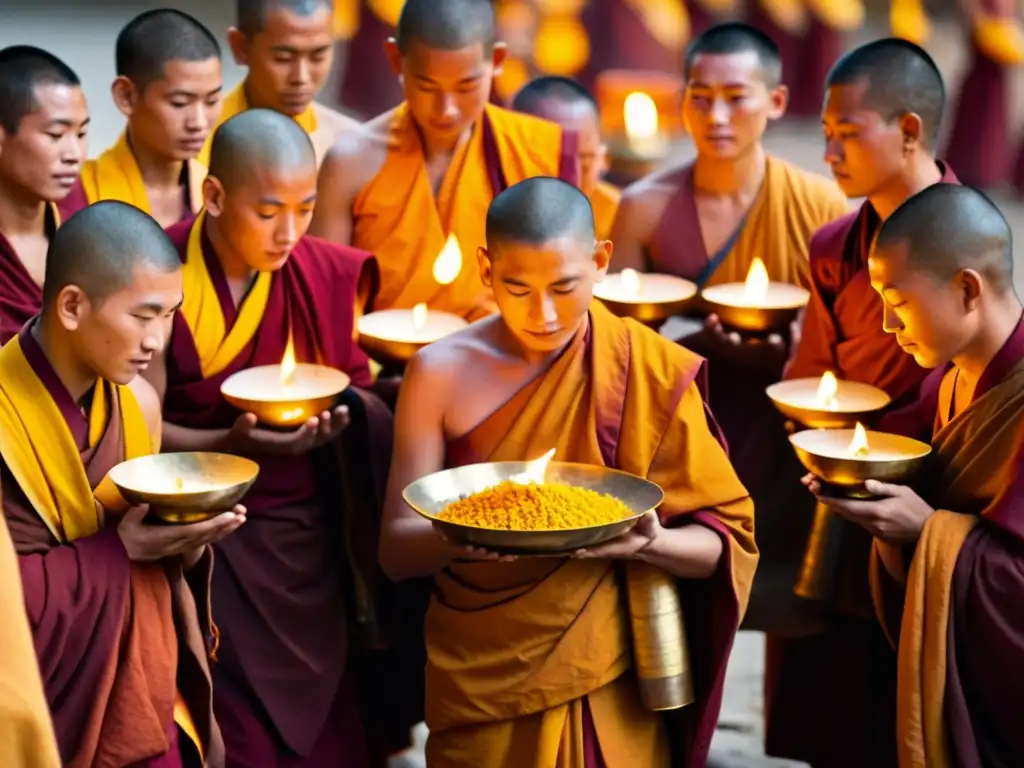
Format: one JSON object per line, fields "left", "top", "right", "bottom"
{"left": 220, "top": 364, "right": 350, "bottom": 428}
{"left": 701, "top": 282, "right": 810, "bottom": 333}
{"left": 789, "top": 429, "right": 932, "bottom": 499}
{"left": 606, "top": 137, "right": 670, "bottom": 182}
{"left": 593, "top": 273, "right": 698, "bottom": 323}
{"left": 109, "top": 452, "right": 259, "bottom": 524}
{"left": 766, "top": 378, "right": 892, "bottom": 429}
{"left": 403, "top": 460, "right": 664, "bottom": 555}
{"left": 357, "top": 309, "right": 468, "bottom": 366}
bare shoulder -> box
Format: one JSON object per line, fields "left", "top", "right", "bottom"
{"left": 319, "top": 110, "right": 393, "bottom": 191}
{"left": 312, "top": 102, "right": 362, "bottom": 135}
{"left": 615, "top": 162, "right": 690, "bottom": 236}
{"left": 127, "top": 376, "right": 163, "bottom": 446}
{"left": 405, "top": 318, "right": 503, "bottom": 396}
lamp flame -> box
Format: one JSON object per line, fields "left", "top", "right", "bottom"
{"left": 624, "top": 92, "right": 659, "bottom": 141}
{"left": 432, "top": 233, "right": 463, "bottom": 286}
{"left": 742, "top": 258, "right": 770, "bottom": 304}
{"left": 620, "top": 268, "right": 642, "bottom": 298}
{"left": 412, "top": 303, "right": 428, "bottom": 333}
{"left": 815, "top": 371, "right": 839, "bottom": 410}
{"left": 513, "top": 448, "right": 557, "bottom": 485}
{"left": 849, "top": 422, "right": 870, "bottom": 458}
{"left": 280, "top": 335, "right": 297, "bottom": 386}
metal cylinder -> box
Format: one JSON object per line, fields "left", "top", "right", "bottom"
{"left": 625, "top": 561, "right": 695, "bottom": 711}
{"left": 794, "top": 499, "right": 875, "bottom": 618}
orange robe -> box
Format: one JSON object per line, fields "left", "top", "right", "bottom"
{"left": 592, "top": 180, "right": 621, "bottom": 242}
{"left": 427, "top": 302, "right": 757, "bottom": 767}
{"left": 352, "top": 103, "right": 578, "bottom": 320}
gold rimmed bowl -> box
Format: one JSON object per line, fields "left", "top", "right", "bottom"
{"left": 403, "top": 460, "right": 664, "bottom": 555}
{"left": 109, "top": 452, "right": 259, "bottom": 524}
{"left": 593, "top": 272, "right": 698, "bottom": 323}
{"left": 767, "top": 378, "right": 892, "bottom": 429}
{"left": 357, "top": 308, "right": 468, "bottom": 366}
{"left": 700, "top": 282, "right": 810, "bottom": 333}
{"left": 220, "top": 364, "right": 350, "bottom": 428}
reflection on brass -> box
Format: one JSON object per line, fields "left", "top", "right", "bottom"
{"left": 795, "top": 499, "right": 875, "bottom": 616}
{"left": 357, "top": 311, "right": 469, "bottom": 367}
{"left": 357, "top": 333, "right": 427, "bottom": 367}
{"left": 699, "top": 289, "right": 808, "bottom": 334}
{"left": 593, "top": 289, "right": 698, "bottom": 325}
{"left": 626, "top": 561, "right": 694, "bottom": 711}
{"left": 109, "top": 452, "right": 259, "bottom": 524}
{"left": 220, "top": 364, "right": 350, "bottom": 428}
{"left": 403, "top": 461, "right": 664, "bottom": 555}
{"left": 766, "top": 378, "right": 891, "bottom": 430}
{"left": 606, "top": 142, "right": 661, "bottom": 183}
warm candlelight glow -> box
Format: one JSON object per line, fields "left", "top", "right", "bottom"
{"left": 412, "top": 303, "right": 428, "bottom": 333}
{"left": 279, "top": 335, "right": 297, "bottom": 387}
{"left": 815, "top": 371, "right": 839, "bottom": 410}
{"left": 742, "top": 258, "right": 770, "bottom": 305}
{"left": 175, "top": 477, "right": 184, "bottom": 491}
{"left": 432, "top": 233, "right": 463, "bottom": 286}
{"left": 624, "top": 91, "right": 659, "bottom": 141}
{"left": 620, "top": 268, "right": 642, "bottom": 297}
{"left": 513, "top": 448, "right": 557, "bottom": 485}
{"left": 848, "top": 422, "right": 870, "bottom": 457}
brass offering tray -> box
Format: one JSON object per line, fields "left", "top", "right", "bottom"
{"left": 701, "top": 283, "right": 809, "bottom": 333}
{"left": 766, "top": 378, "right": 891, "bottom": 429}
{"left": 357, "top": 309, "right": 468, "bottom": 366}
{"left": 404, "top": 460, "right": 664, "bottom": 555}
{"left": 220, "top": 364, "right": 350, "bottom": 428}
{"left": 109, "top": 452, "right": 259, "bottom": 524}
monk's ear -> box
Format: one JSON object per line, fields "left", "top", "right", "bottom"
{"left": 203, "top": 176, "right": 227, "bottom": 216}
{"left": 55, "top": 285, "right": 88, "bottom": 332}
{"left": 898, "top": 112, "right": 924, "bottom": 152}
{"left": 227, "top": 27, "right": 249, "bottom": 67}
{"left": 767, "top": 84, "right": 788, "bottom": 121}
{"left": 959, "top": 268, "right": 984, "bottom": 311}
{"left": 477, "top": 246, "right": 493, "bottom": 287}
{"left": 491, "top": 42, "right": 508, "bottom": 73}
{"left": 384, "top": 38, "right": 403, "bottom": 77}
{"left": 593, "top": 240, "right": 613, "bottom": 275}
{"left": 111, "top": 76, "right": 138, "bottom": 119}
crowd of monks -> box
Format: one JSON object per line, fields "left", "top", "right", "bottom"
{"left": 0, "top": 1, "right": 1022, "bottom": 767}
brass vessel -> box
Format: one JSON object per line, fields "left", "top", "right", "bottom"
{"left": 700, "top": 283, "right": 809, "bottom": 334}
{"left": 593, "top": 274, "right": 698, "bottom": 324}
{"left": 766, "top": 378, "right": 891, "bottom": 430}
{"left": 220, "top": 364, "right": 350, "bottom": 428}
{"left": 357, "top": 309, "right": 468, "bottom": 367}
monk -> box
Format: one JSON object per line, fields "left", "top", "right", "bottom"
{"left": 143, "top": 109, "right": 396, "bottom": 767}
{"left": 0, "top": 511, "right": 60, "bottom": 768}
{"left": 768, "top": 38, "right": 954, "bottom": 768}
{"left": 0, "top": 46, "right": 88, "bottom": 344}
{"left": 198, "top": 0, "right": 359, "bottom": 168}
{"left": 311, "top": 0, "right": 579, "bottom": 321}
{"left": 810, "top": 184, "right": 1024, "bottom": 767}
{"left": 59, "top": 9, "right": 222, "bottom": 227}
{"left": 380, "top": 177, "right": 758, "bottom": 767}
{"left": 511, "top": 76, "right": 619, "bottom": 241}
{"left": 0, "top": 201, "right": 245, "bottom": 767}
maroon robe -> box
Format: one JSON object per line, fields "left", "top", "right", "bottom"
{"left": 2, "top": 326, "right": 220, "bottom": 768}
{"left": 0, "top": 206, "right": 56, "bottom": 345}
{"left": 162, "top": 221, "right": 396, "bottom": 766}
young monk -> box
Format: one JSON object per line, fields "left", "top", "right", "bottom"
{"left": 380, "top": 176, "right": 758, "bottom": 767}
{"left": 0, "top": 201, "right": 246, "bottom": 766}
{"left": 810, "top": 183, "right": 1024, "bottom": 767}
{"left": 0, "top": 46, "right": 88, "bottom": 345}
{"left": 512, "top": 76, "right": 619, "bottom": 241}
{"left": 59, "top": 9, "right": 222, "bottom": 227}
{"left": 311, "top": 0, "right": 579, "bottom": 321}
{"left": 143, "top": 108, "right": 396, "bottom": 767}
{"left": 198, "top": 0, "right": 358, "bottom": 168}
{"left": 768, "top": 38, "right": 954, "bottom": 768}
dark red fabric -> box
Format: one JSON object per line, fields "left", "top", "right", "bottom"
{"left": 0, "top": 206, "right": 57, "bottom": 345}
{"left": 944, "top": 44, "right": 1010, "bottom": 189}
{"left": 56, "top": 178, "right": 89, "bottom": 223}
{"left": 338, "top": 11, "right": 402, "bottom": 119}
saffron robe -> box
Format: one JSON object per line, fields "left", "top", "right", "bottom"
{"left": 648, "top": 156, "right": 847, "bottom": 635}
{"left": 0, "top": 204, "right": 58, "bottom": 345}
{"left": 0, "top": 327, "right": 221, "bottom": 768}
{"left": 351, "top": 103, "right": 578, "bottom": 320}
{"left": 0, "top": 506, "right": 61, "bottom": 768}
{"left": 592, "top": 180, "right": 621, "bottom": 242}
{"left": 162, "top": 218, "right": 398, "bottom": 762}
{"left": 870, "top": 314, "right": 1024, "bottom": 768}
{"left": 427, "top": 302, "right": 758, "bottom": 767}
{"left": 58, "top": 133, "right": 204, "bottom": 223}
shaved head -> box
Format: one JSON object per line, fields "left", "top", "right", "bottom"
{"left": 208, "top": 108, "right": 315, "bottom": 190}
{"left": 237, "top": 0, "right": 332, "bottom": 36}
{"left": 512, "top": 76, "right": 596, "bottom": 118}
{"left": 826, "top": 38, "right": 945, "bottom": 146}
{"left": 395, "top": 0, "right": 496, "bottom": 54}
{"left": 116, "top": 10, "right": 220, "bottom": 90}
{"left": 0, "top": 46, "right": 80, "bottom": 133}
{"left": 487, "top": 177, "right": 595, "bottom": 253}
{"left": 684, "top": 23, "right": 782, "bottom": 87}
{"left": 874, "top": 184, "right": 1013, "bottom": 292}
{"left": 43, "top": 201, "right": 180, "bottom": 308}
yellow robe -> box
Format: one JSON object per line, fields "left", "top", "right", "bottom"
{"left": 591, "top": 180, "right": 621, "bottom": 242}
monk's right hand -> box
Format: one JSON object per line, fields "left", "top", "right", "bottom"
{"left": 228, "top": 407, "right": 350, "bottom": 456}
{"left": 117, "top": 504, "right": 247, "bottom": 562}
{"left": 434, "top": 526, "right": 517, "bottom": 563}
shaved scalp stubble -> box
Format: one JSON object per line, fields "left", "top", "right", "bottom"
{"left": 395, "top": 0, "right": 496, "bottom": 54}
{"left": 236, "top": 0, "right": 333, "bottom": 37}
{"left": 208, "top": 108, "right": 316, "bottom": 191}
{"left": 43, "top": 201, "right": 181, "bottom": 308}
{"left": 826, "top": 38, "right": 945, "bottom": 147}
{"left": 116, "top": 9, "right": 221, "bottom": 90}
{"left": 875, "top": 183, "right": 1014, "bottom": 293}
{"left": 486, "top": 177, "right": 595, "bottom": 253}
{"left": 683, "top": 22, "right": 783, "bottom": 88}
{"left": 512, "top": 76, "right": 597, "bottom": 117}
{"left": 0, "top": 46, "right": 80, "bottom": 134}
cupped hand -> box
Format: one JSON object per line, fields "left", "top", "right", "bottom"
{"left": 574, "top": 510, "right": 661, "bottom": 560}
{"left": 229, "top": 405, "right": 350, "bottom": 456}
{"left": 117, "top": 504, "right": 247, "bottom": 563}
{"left": 806, "top": 475, "right": 935, "bottom": 542}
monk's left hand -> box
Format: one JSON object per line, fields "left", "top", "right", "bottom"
{"left": 573, "top": 511, "right": 661, "bottom": 560}
{"left": 807, "top": 476, "right": 935, "bottom": 541}
{"left": 704, "top": 314, "right": 788, "bottom": 368}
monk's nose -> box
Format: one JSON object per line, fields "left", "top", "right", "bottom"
{"left": 824, "top": 137, "right": 843, "bottom": 165}
{"left": 185, "top": 102, "right": 209, "bottom": 133}
{"left": 882, "top": 304, "right": 901, "bottom": 333}
{"left": 275, "top": 215, "right": 299, "bottom": 247}
{"left": 289, "top": 58, "right": 312, "bottom": 87}
{"left": 438, "top": 93, "right": 459, "bottom": 122}
{"left": 709, "top": 97, "right": 730, "bottom": 126}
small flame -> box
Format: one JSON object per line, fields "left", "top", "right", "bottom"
{"left": 620, "top": 268, "right": 642, "bottom": 298}
{"left": 412, "top": 303, "right": 428, "bottom": 333}
{"left": 624, "top": 92, "right": 659, "bottom": 141}
{"left": 432, "top": 233, "right": 463, "bottom": 286}
{"left": 175, "top": 477, "right": 184, "bottom": 491}
{"left": 815, "top": 371, "right": 839, "bottom": 410}
{"left": 742, "top": 258, "right": 770, "bottom": 304}
{"left": 514, "top": 448, "right": 557, "bottom": 485}
{"left": 280, "top": 335, "right": 297, "bottom": 386}
{"left": 848, "top": 422, "right": 870, "bottom": 458}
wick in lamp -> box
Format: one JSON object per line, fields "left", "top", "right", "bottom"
{"left": 766, "top": 370, "right": 892, "bottom": 430}
{"left": 700, "top": 258, "right": 810, "bottom": 334}
{"left": 593, "top": 267, "right": 698, "bottom": 324}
